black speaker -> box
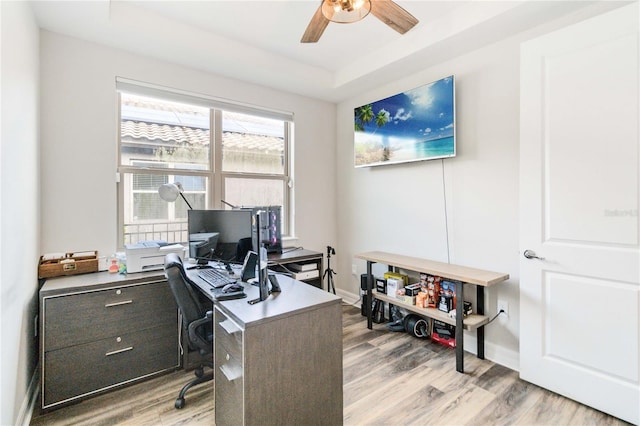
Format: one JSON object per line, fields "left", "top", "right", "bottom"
{"left": 360, "top": 273, "right": 368, "bottom": 290}
{"left": 360, "top": 274, "right": 368, "bottom": 316}
{"left": 240, "top": 250, "right": 258, "bottom": 282}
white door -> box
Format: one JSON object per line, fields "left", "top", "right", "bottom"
{"left": 520, "top": 3, "right": 639, "bottom": 424}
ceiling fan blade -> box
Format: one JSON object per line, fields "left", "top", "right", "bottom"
{"left": 370, "top": 0, "right": 419, "bottom": 34}
{"left": 301, "top": 4, "right": 331, "bottom": 43}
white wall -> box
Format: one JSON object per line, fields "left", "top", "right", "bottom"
{"left": 334, "top": 8, "right": 618, "bottom": 370}
{"left": 336, "top": 39, "right": 521, "bottom": 369}
{"left": 0, "top": 2, "right": 41, "bottom": 425}
{"left": 39, "top": 31, "right": 337, "bottom": 260}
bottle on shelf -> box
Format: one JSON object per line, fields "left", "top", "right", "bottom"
{"left": 108, "top": 255, "right": 119, "bottom": 273}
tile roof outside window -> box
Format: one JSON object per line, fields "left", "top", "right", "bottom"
{"left": 121, "top": 94, "right": 284, "bottom": 153}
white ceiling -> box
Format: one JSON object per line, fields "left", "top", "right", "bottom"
{"left": 29, "top": 0, "right": 626, "bottom": 102}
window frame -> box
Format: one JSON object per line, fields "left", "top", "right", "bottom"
{"left": 116, "top": 82, "right": 293, "bottom": 249}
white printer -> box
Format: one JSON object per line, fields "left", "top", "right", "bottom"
{"left": 125, "top": 240, "right": 185, "bottom": 273}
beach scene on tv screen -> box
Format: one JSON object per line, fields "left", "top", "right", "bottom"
{"left": 354, "top": 75, "right": 455, "bottom": 167}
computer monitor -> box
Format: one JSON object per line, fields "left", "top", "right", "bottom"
{"left": 187, "top": 209, "right": 253, "bottom": 263}
{"left": 189, "top": 232, "right": 219, "bottom": 259}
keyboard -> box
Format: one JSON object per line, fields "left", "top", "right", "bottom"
{"left": 198, "top": 268, "right": 237, "bottom": 288}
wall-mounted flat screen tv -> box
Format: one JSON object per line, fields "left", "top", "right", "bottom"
{"left": 354, "top": 75, "right": 455, "bottom": 168}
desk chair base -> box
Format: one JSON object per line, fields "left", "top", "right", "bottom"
{"left": 175, "top": 364, "right": 214, "bottom": 409}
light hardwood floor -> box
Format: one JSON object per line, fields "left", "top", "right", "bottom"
{"left": 30, "top": 304, "right": 630, "bottom": 426}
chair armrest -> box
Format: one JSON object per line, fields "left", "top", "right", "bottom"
{"left": 188, "top": 315, "right": 213, "bottom": 352}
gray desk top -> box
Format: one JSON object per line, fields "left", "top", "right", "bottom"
{"left": 187, "top": 266, "right": 341, "bottom": 329}
{"left": 267, "top": 248, "right": 322, "bottom": 264}
{"left": 40, "top": 263, "right": 341, "bottom": 330}
{"left": 40, "top": 270, "right": 167, "bottom": 296}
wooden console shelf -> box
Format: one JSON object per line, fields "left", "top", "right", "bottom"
{"left": 355, "top": 251, "right": 509, "bottom": 373}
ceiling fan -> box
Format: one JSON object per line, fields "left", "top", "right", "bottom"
{"left": 301, "top": 0, "right": 419, "bottom": 43}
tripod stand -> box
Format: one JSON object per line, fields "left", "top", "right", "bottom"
{"left": 323, "top": 246, "right": 336, "bottom": 294}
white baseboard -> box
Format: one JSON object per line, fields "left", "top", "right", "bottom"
{"left": 17, "top": 368, "right": 39, "bottom": 426}
{"left": 461, "top": 334, "right": 520, "bottom": 372}
{"left": 336, "top": 288, "right": 520, "bottom": 372}
{"left": 336, "top": 288, "right": 360, "bottom": 306}
{"left": 484, "top": 340, "right": 520, "bottom": 371}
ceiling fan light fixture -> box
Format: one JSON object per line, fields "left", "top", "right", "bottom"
{"left": 321, "top": 0, "right": 371, "bottom": 24}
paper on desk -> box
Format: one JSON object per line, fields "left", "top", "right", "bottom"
{"left": 41, "top": 253, "right": 66, "bottom": 261}
{"left": 159, "top": 244, "right": 184, "bottom": 251}
{"left": 71, "top": 251, "right": 96, "bottom": 258}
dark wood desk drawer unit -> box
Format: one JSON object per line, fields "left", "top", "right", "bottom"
{"left": 40, "top": 271, "right": 180, "bottom": 410}
{"left": 214, "top": 308, "right": 244, "bottom": 426}
{"left": 213, "top": 276, "right": 343, "bottom": 426}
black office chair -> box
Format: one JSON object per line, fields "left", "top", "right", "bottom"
{"left": 164, "top": 253, "right": 214, "bottom": 409}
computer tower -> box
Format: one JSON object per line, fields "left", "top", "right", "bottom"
{"left": 245, "top": 205, "right": 282, "bottom": 254}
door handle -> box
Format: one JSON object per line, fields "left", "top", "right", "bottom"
{"left": 523, "top": 249, "right": 544, "bottom": 260}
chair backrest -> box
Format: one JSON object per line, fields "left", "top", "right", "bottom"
{"left": 164, "top": 253, "right": 207, "bottom": 328}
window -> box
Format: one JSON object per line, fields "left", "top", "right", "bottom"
{"left": 117, "top": 81, "right": 292, "bottom": 247}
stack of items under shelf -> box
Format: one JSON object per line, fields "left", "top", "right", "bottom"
{"left": 432, "top": 320, "right": 456, "bottom": 347}
{"left": 288, "top": 262, "right": 319, "bottom": 280}
{"left": 388, "top": 273, "right": 473, "bottom": 316}
{"left": 379, "top": 272, "right": 475, "bottom": 348}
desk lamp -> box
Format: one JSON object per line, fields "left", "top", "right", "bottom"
{"left": 158, "top": 182, "right": 193, "bottom": 209}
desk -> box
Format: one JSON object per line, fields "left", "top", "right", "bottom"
{"left": 186, "top": 266, "right": 343, "bottom": 425}
{"left": 268, "top": 248, "right": 324, "bottom": 289}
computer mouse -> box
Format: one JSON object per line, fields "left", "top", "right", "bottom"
{"left": 222, "top": 283, "right": 243, "bottom": 293}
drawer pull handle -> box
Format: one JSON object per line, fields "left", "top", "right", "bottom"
{"left": 105, "top": 300, "right": 133, "bottom": 308}
{"left": 105, "top": 346, "right": 133, "bottom": 357}
{"left": 219, "top": 364, "right": 242, "bottom": 381}
{"left": 219, "top": 319, "right": 241, "bottom": 335}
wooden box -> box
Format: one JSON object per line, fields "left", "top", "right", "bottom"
{"left": 38, "top": 251, "right": 99, "bottom": 279}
